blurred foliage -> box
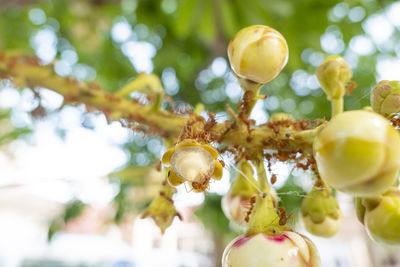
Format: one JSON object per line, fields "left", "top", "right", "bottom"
{"left": 1, "top": 0, "right": 400, "bottom": 237}
{"left": 0, "top": 108, "right": 31, "bottom": 145}
{"left": 277, "top": 175, "right": 306, "bottom": 221}
{"left": 48, "top": 199, "right": 86, "bottom": 241}
{"left": 195, "top": 193, "right": 235, "bottom": 239}
{"left": 2, "top": 0, "right": 399, "bottom": 118}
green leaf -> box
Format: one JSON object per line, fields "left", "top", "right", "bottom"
{"left": 195, "top": 194, "right": 233, "bottom": 238}
{"left": 173, "top": 0, "right": 201, "bottom": 38}
{"left": 197, "top": 0, "right": 216, "bottom": 44}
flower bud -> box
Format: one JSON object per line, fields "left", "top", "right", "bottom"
{"left": 222, "top": 232, "right": 320, "bottom": 267}
{"left": 228, "top": 25, "right": 288, "bottom": 84}
{"left": 314, "top": 110, "right": 400, "bottom": 197}
{"left": 161, "top": 140, "right": 222, "bottom": 192}
{"left": 141, "top": 183, "right": 178, "bottom": 234}
{"left": 364, "top": 190, "right": 400, "bottom": 245}
{"left": 370, "top": 80, "right": 400, "bottom": 116}
{"left": 316, "top": 56, "right": 352, "bottom": 100}
{"left": 221, "top": 194, "right": 253, "bottom": 226}
{"left": 222, "top": 161, "right": 258, "bottom": 225}
{"left": 301, "top": 188, "right": 342, "bottom": 238}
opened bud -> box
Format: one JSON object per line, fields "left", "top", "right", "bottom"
{"left": 162, "top": 140, "right": 222, "bottom": 192}
{"left": 314, "top": 110, "right": 400, "bottom": 197}
{"left": 363, "top": 190, "right": 400, "bottom": 245}
{"left": 228, "top": 25, "right": 288, "bottom": 84}
{"left": 222, "top": 232, "right": 320, "bottom": 267}
{"left": 316, "top": 56, "right": 352, "bottom": 100}
{"left": 371, "top": 80, "right": 400, "bottom": 116}
{"left": 301, "top": 187, "right": 342, "bottom": 238}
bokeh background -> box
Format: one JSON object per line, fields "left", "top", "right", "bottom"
{"left": 1, "top": 0, "right": 400, "bottom": 266}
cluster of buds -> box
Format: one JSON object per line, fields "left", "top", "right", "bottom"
{"left": 222, "top": 25, "right": 320, "bottom": 266}
{"left": 154, "top": 22, "right": 400, "bottom": 266}
{"left": 314, "top": 56, "right": 400, "bottom": 247}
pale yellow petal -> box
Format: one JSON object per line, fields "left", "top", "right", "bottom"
{"left": 162, "top": 148, "right": 176, "bottom": 165}
{"left": 213, "top": 160, "right": 223, "bottom": 180}
{"left": 167, "top": 169, "right": 185, "bottom": 186}
{"left": 201, "top": 144, "right": 219, "bottom": 159}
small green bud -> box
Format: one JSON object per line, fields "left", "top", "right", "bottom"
{"left": 141, "top": 183, "right": 178, "bottom": 234}
{"left": 316, "top": 56, "right": 352, "bottom": 100}
{"left": 364, "top": 190, "right": 400, "bottom": 245}
{"left": 301, "top": 187, "right": 342, "bottom": 237}
{"left": 314, "top": 110, "right": 400, "bottom": 197}
{"left": 371, "top": 80, "right": 400, "bottom": 116}
{"left": 228, "top": 25, "right": 288, "bottom": 84}
{"left": 222, "top": 161, "right": 258, "bottom": 225}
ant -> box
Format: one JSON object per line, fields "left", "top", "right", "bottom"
{"left": 244, "top": 196, "right": 257, "bottom": 223}
{"left": 219, "top": 160, "right": 225, "bottom": 168}
{"left": 346, "top": 81, "right": 357, "bottom": 95}
{"left": 278, "top": 207, "right": 296, "bottom": 226}
{"left": 270, "top": 174, "right": 277, "bottom": 184}
{"left": 190, "top": 174, "right": 212, "bottom": 193}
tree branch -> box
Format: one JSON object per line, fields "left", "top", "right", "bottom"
{"left": 0, "top": 52, "right": 323, "bottom": 154}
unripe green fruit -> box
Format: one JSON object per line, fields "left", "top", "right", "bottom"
{"left": 316, "top": 56, "right": 352, "bottom": 100}
{"left": 314, "top": 110, "right": 400, "bottom": 197}
{"left": 371, "top": 80, "right": 400, "bottom": 116}
{"left": 222, "top": 232, "right": 320, "bottom": 267}
{"left": 301, "top": 188, "right": 342, "bottom": 238}
{"left": 364, "top": 190, "right": 400, "bottom": 245}
{"left": 228, "top": 25, "right": 288, "bottom": 84}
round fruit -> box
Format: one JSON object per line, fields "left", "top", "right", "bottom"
{"left": 222, "top": 232, "right": 320, "bottom": 267}
{"left": 228, "top": 25, "right": 288, "bottom": 84}
{"left": 314, "top": 110, "right": 400, "bottom": 197}
{"left": 364, "top": 190, "right": 400, "bottom": 245}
